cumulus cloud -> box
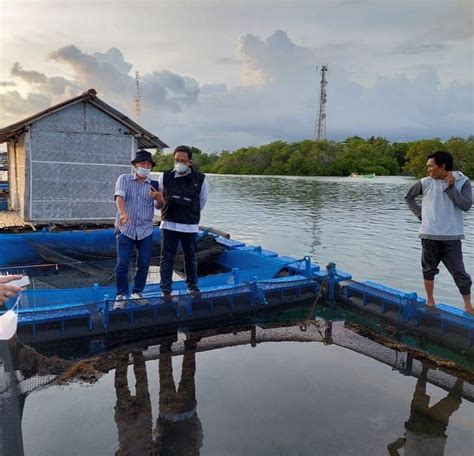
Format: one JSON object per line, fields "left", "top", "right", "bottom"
{"left": 141, "top": 70, "right": 200, "bottom": 112}
{"left": 49, "top": 45, "right": 134, "bottom": 102}
{"left": 10, "top": 61, "right": 79, "bottom": 99}
{"left": 92, "top": 47, "right": 133, "bottom": 74}
{"left": 2, "top": 62, "right": 80, "bottom": 124}
{"left": 48, "top": 45, "right": 201, "bottom": 113}
{"left": 1, "top": 30, "right": 472, "bottom": 151}
{"left": 11, "top": 62, "right": 48, "bottom": 84}
{"left": 238, "top": 29, "right": 315, "bottom": 86}
{"left": 0, "top": 91, "right": 51, "bottom": 119}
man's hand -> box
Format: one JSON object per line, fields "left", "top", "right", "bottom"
{"left": 118, "top": 212, "right": 129, "bottom": 226}
{"left": 150, "top": 186, "right": 164, "bottom": 206}
{"left": 445, "top": 172, "right": 455, "bottom": 188}
{"left": 0, "top": 275, "right": 22, "bottom": 306}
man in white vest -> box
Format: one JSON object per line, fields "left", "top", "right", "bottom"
{"left": 405, "top": 151, "right": 473, "bottom": 315}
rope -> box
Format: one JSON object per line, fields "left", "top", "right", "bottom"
{"left": 0, "top": 263, "right": 59, "bottom": 272}
{"left": 299, "top": 264, "right": 331, "bottom": 332}
{"left": 391, "top": 349, "right": 399, "bottom": 371}
{"left": 388, "top": 295, "right": 405, "bottom": 337}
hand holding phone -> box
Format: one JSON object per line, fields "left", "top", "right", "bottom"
{"left": 150, "top": 185, "right": 164, "bottom": 204}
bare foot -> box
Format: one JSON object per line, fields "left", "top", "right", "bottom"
{"left": 464, "top": 309, "right": 474, "bottom": 317}
{"left": 426, "top": 304, "right": 441, "bottom": 313}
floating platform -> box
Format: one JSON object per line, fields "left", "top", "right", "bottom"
{"left": 0, "top": 225, "right": 164, "bottom": 266}
{"left": 1, "top": 229, "right": 473, "bottom": 355}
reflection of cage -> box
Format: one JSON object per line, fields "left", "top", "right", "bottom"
{"left": 155, "top": 323, "right": 474, "bottom": 401}
{"left": 2, "top": 317, "right": 474, "bottom": 455}
{"left": 3, "top": 320, "right": 472, "bottom": 455}
{"left": 4, "top": 320, "right": 472, "bottom": 401}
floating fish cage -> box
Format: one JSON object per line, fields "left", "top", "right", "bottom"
{"left": 1, "top": 228, "right": 473, "bottom": 355}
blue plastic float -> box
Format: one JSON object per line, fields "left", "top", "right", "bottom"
{"left": 0, "top": 228, "right": 473, "bottom": 353}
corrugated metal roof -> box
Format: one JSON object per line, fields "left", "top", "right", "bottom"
{"left": 0, "top": 88, "right": 168, "bottom": 149}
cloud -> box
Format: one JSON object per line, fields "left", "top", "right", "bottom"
{"left": 92, "top": 47, "right": 133, "bottom": 74}
{"left": 0, "top": 90, "right": 51, "bottom": 119}
{"left": 1, "top": 31, "right": 472, "bottom": 151}
{"left": 0, "top": 82, "right": 16, "bottom": 87}
{"left": 49, "top": 45, "right": 133, "bottom": 98}
{"left": 238, "top": 29, "right": 315, "bottom": 86}
{"left": 395, "top": 43, "right": 448, "bottom": 56}
{"left": 201, "top": 83, "right": 228, "bottom": 95}
{"left": 49, "top": 45, "right": 201, "bottom": 113}
{"left": 10, "top": 61, "right": 79, "bottom": 97}
{"left": 429, "top": 1, "right": 473, "bottom": 41}
{"left": 394, "top": 1, "right": 473, "bottom": 56}
{"left": 216, "top": 57, "right": 240, "bottom": 65}
{"left": 11, "top": 62, "right": 48, "bottom": 84}
{"left": 141, "top": 70, "right": 200, "bottom": 112}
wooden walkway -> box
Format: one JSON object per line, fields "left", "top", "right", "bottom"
{"left": 0, "top": 211, "right": 34, "bottom": 230}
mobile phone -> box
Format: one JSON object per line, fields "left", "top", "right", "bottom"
{"left": 8, "top": 276, "right": 30, "bottom": 288}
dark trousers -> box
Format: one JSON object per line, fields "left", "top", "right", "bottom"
{"left": 160, "top": 229, "right": 198, "bottom": 293}
{"left": 115, "top": 233, "right": 153, "bottom": 296}
{"left": 421, "top": 239, "right": 472, "bottom": 296}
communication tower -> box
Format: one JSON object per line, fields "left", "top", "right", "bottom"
{"left": 134, "top": 71, "right": 141, "bottom": 122}
{"left": 314, "top": 65, "right": 328, "bottom": 141}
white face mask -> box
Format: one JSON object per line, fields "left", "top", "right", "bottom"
{"left": 0, "top": 295, "right": 19, "bottom": 340}
{"left": 174, "top": 162, "right": 189, "bottom": 174}
{"left": 135, "top": 166, "right": 151, "bottom": 177}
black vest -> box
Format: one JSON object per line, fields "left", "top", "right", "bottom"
{"left": 161, "top": 170, "right": 205, "bottom": 224}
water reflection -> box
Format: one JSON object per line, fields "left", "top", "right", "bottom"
{"left": 108, "top": 325, "right": 474, "bottom": 455}
{"left": 114, "top": 350, "right": 153, "bottom": 455}
{"left": 388, "top": 363, "right": 464, "bottom": 456}
{"left": 5, "top": 316, "right": 474, "bottom": 455}
{"left": 155, "top": 335, "right": 202, "bottom": 455}
{"left": 112, "top": 332, "right": 203, "bottom": 455}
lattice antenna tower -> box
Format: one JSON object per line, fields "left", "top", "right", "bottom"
{"left": 134, "top": 71, "right": 141, "bottom": 122}
{"left": 314, "top": 65, "right": 328, "bottom": 141}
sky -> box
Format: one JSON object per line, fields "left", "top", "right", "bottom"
{"left": 0, "top": 0, "right": 473, "bottom": 152}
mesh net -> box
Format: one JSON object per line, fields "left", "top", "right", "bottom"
{"left": 1, "top": 238, "right": 474, "bottom": 454}
{"left": 1, "top": 301, "right": 473, "bottom": 455}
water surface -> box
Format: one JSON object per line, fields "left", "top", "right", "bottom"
{"left": 14, "top": 318, "right": 474, "bottom": 456}
{"left": 4, "top": 174, "right": 474, "bottom": 455}
{"left": 202, "top": 175, "right": 473, "bottom": 309}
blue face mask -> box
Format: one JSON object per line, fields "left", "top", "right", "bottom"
{"left": 174, "top": 162, "right": 189, "bottom": 174}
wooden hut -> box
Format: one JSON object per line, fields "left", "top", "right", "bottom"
{"left": 0, "top": 89, "right": 167, "bottom": 229}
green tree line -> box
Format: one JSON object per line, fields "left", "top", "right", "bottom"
{"left": 153, "top": 136, "right": 474, "bottom": 178}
